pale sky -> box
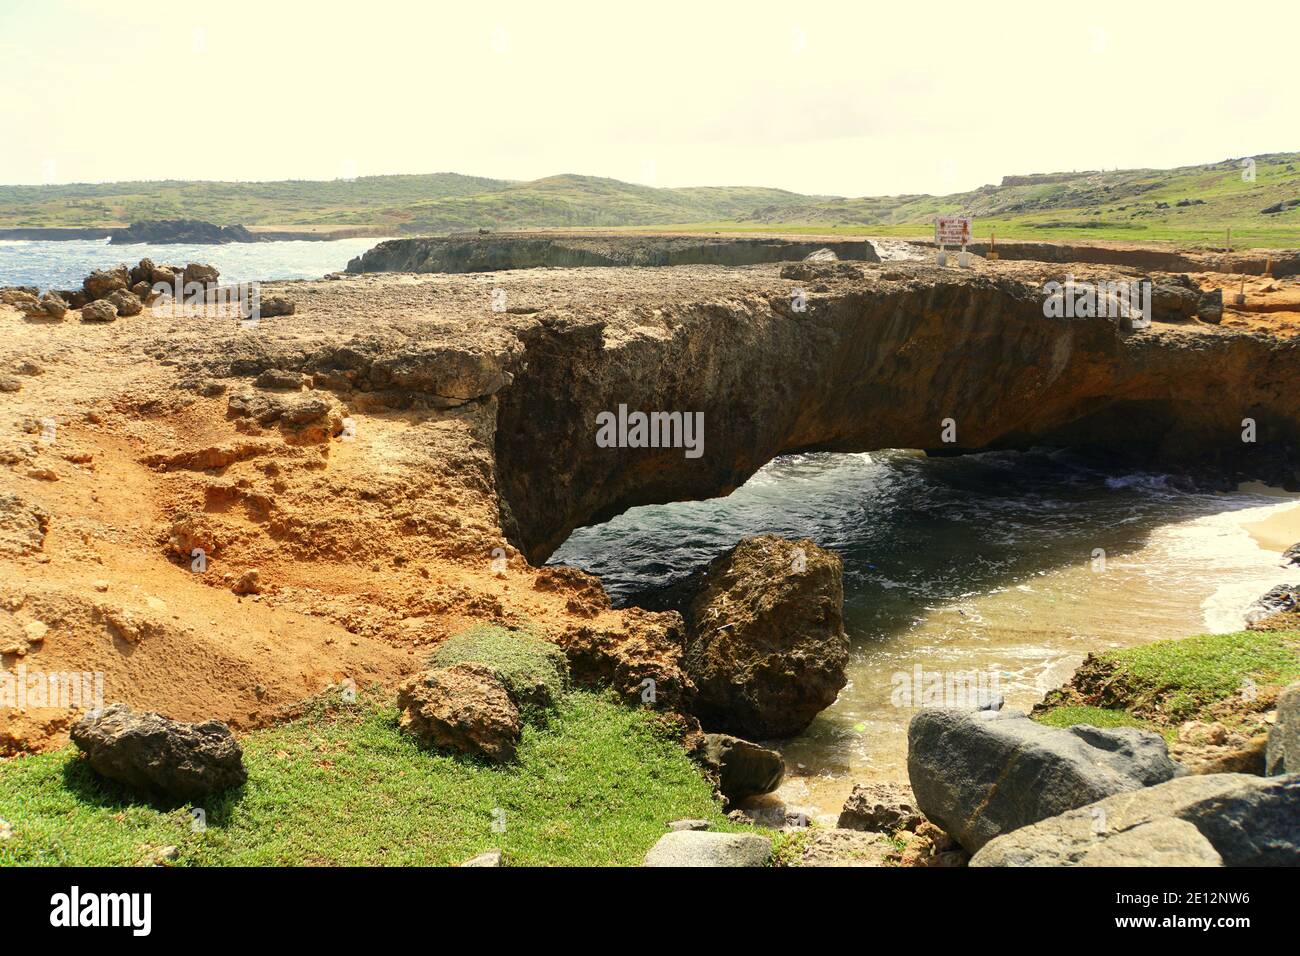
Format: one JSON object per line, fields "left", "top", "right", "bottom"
{"left": 1, "top": 0, "right": 1294, "bottom": 197}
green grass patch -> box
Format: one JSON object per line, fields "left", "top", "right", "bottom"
{"left": 1032, "top": 704, "right": 1155, "bottom": 732}
{"left": 1099, "top": 630, "right": 1300, "bottom": 722}
{"left": 1038, "top": 629, "right": 1300, "bottom": 726}
{"left": 0, "top": 689, "right": 738, "bottom": 867}
{"left": 429, "top": 624, "right": 569, "bottom": 722}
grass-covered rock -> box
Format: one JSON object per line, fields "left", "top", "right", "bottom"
{"left": 1034, "top": 629, "right": 1300, "bottom": 729}
{"left": 429, "top": 625, "right": 569, "bottom": 722}
{"left": 0, "top": 688, "right": 737, "bottom": 867}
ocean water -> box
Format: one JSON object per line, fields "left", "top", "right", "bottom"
{"left": 0, "top": 237, "right": 389, "bottom": 290}
{"left": 550, "top": 449, "right": 1298, "bottom": 819}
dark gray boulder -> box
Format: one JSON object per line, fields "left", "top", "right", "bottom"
{"left": 971, "top": 773, "right": 1299, "bottom": 867}
{"left": 907, "top": 709, "right": 1183, "bottom": 852}
{"left": 694, "top": 733, "right": 784, "bottom": 803}
{"left": 1266, "top": 682, "right": 1300, "bottom": 776}
{"left": 70, "top": 703, "right": 247, "bottom": 800}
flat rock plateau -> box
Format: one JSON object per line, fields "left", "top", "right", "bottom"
{"left": 3, "top": 240, "right": 1299, "bottom": 753}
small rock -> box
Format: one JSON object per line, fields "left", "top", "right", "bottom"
{"left": 667, "top": 819, "right": 712, "bottom": 832}
{"left": 106, "top": 289, "right": 143, "bottom": 317}
{"left": 80, "top": 300, "right": 119, "bottom": 323}
{"left": 232, "top": 569, "right": 261, "bottom": 595}
{"left": 258, "top": 295, "right": 295, "bottom": 318}
{"left": 837, "top": 781, "right": 922, "bottom": 832}
{"left": 460, "top": 850, "right": 503, "bottom": 867}
{"left": 142, "top": 845, "right": 180, "bottom": 867}
{"left": 254, "top": 368, "right": 304, "bottom": 391}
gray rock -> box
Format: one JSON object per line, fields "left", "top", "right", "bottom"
{"left": 642, "top": 831, "right": 772, "bottom": 867}
{"left": 1283, "top": 543, "right": 1300, "bottom": 567}
{"left": 837, "top": 781, "right": 922, "bottom": 832}
{"left": 971, "top": 773, "right": 1298, "bottom": 867}
{"left": 1266, "top": 682, "right": 1300, "bottom": 776}
{"left": 460, "top": 850, "right": 502, "bottom": 867}
{"left": 907, "top": 709, "right": 1184, "bottom": 852}
{"left": 667, "top": 818, "right": 711, "bottom": 832}
{"left": 973, "top": 816, "right": 1222, "bottom": 867}
{"left": 695, "top": 733, "right": 784, "bottom": 803}
{"left": 70, "top": 703, "right": 247, "bottom": 801}
{"left": 1245, "top": 584, "right": 1298, "bottom": 625}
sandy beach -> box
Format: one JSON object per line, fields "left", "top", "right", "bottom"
{"left": 1239, "top": 482, "right": 1300, "bottom": 552}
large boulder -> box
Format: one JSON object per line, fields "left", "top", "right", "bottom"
{"left": 70, "top": 703, "right": 247, "bottom": 800}
{"left": 971, "top": 773, "right": 1300, "bottom": 867}
{"left": 679, "top": 535, "right": 849, "bottom": 738}
{"left": 1266, "top": 682, "right": 1300, "bottom": 775}
{"left": 642, "top": 830, "right": 772, "bottom": 867}
{"left": 692, "top": 732, "right": 784, "bottom": 803}
{"left": 83, "top": 265, "right": 129, "bottom": 301}
{"left": 908, "top": 709, "right": 1184, "bottom": 852}
{"left": 397, "top": 662, "right": 521, "bottom": 762}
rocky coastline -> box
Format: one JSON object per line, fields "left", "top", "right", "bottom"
{"left": 2, "top": 240, "right": 1298, "bottom": 866}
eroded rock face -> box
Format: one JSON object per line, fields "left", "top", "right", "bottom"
{"left": 970, "top": 773, "right": 1300, "bottom": 867}
{"left": 491, "top": 265, "right": 1300, "bottom": 564}
{"left": 680, "top": 535, "right": 848, "bottom": 739}
{"left": 397, "top": 662, "right": 521, "bottom": 762}
{"left": 907, "top": 709, "right": 1184, "bottom": 852}
{"left": 550, "top": 606, "right": 693, "bottom": 711}
{"left": 348, "top": 234, "right": 880, "bottom": 274}
{"left": 70, "top": 703, "right": 247, "bottom": 800}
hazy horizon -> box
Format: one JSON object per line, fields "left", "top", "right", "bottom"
{"left": 2, "top": 0, "right": 1296, "bottom": 196}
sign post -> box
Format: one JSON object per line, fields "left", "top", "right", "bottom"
{"left": 935, "top": 217, "right": 972, "bottom": 267}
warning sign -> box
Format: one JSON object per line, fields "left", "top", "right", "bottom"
{"left": 935, "top": 217, "right": 972, "bottom": 246}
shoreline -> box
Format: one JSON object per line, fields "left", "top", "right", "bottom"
{"left": 1239, "top": 483, "right": 1300, "bottom": 553}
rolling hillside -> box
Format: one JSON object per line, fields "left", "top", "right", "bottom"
{"left": 1, "top": 154, "right": 1296, "bottom": 246}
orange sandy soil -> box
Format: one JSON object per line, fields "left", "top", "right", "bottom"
{"left": 0, "top": 287, "right": 620, "bottom": 755}
{"left": 1196, "top": 273, "right": 1300, "bottom": 336}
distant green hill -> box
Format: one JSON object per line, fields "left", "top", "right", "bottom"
{"left": 732, "top": 152, "right": 1300, "bottom": 246}
{"left": 1, "top": 154, "right": 1297, "bottom": 246}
